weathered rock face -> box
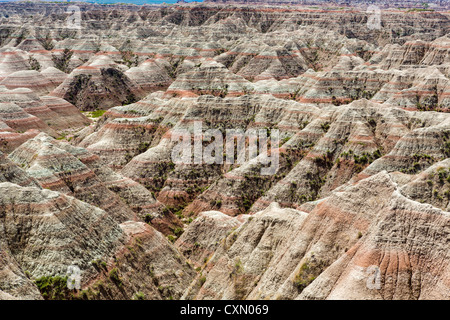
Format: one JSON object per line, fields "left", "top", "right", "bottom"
{"left": 165, "top": 60, "right": 252, "bottom": 97}
{"left": 40, "top": 67, "right": 67, "bottom": 88}
{"left": 50, "top": 65, "right": 145, "bottom": 111}
{"left": 175, "top": 211, "right": 247, "bottom": 269}
{"left": 0, "top": 150, "right": 40, "bottom": 187}
{"left": 0, "top": 50, "right": 30, "bottom": 79}
{"left": 0, "top": 231, "right": 43, "bottom": 300}
{"left": 0, "top": 101, "right": 54, "bottom": 136}
{"left": 182, "top": 172, "right": 450, "bottom": 300}
{"left": 39, "top": 95, "right": 91, "bottom": 129}
{"left": 373, "top": 36, "right": 450, "bottom": 70}
{"left": 8, "top": 133, "right": 138, "bottom": 223}
{"left": 399, "top": 158, "right": 450, "bottom": 211}
{"left": 0, "top": 86, "right": 90, "bottom": 151}
{"left": 85, "top": 93, "right": 450, "bottom": 220}
{"left": 0, "top": 129, "right": 40, "bottom": 154}
{"left": 297, "top": 174, "right": 450, "bottom": 300}
{"left": 0, "top": 70, "right": 56, "bottom": 95}
{"left": 7, "top": 132, "right": 180, "bottom": 234}
{"left": 125, "top": 56, "right": 172, "bottom": 92}
{"left": 0, "top": 2, "right": 448, "bottom": 300}
{"left": 0, "top": 182, "right": 196, "bottom": 300}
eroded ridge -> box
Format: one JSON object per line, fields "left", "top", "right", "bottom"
{"left": 0, "top": 1, "right": 448, "bottom": 300}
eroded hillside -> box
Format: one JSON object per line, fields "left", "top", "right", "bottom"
{"left": 0, "top": 2, "right": 448, "bottom": 300}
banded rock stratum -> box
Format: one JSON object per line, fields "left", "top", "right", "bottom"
{"left": 0, "top": 1, "right": 448, "bottom": 300}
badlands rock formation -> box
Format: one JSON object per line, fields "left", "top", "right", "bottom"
{"left": 0, "top": 2, "right": 448, "bottom": 300}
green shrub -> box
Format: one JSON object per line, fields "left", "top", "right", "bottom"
{"left": 133, "top": 292, "right": 146, "bottom": 300}
{"left": 144, "top": 214, "right": 152, "bottom": 223}
{"left": 90, "top": 110, "right": 107, "bottom": 118}
{"left": 320, "top": 122, "right": 330, "bottom": 132}
{"left": 173, "top": 227, "right": 184, "bottom": 238}
{"left": 109, "top": 268, "right": 122, "bottom": 286}
{"left": 92, "top": 259, "right": 107, "bottom": 271}
{"left": 293, "top": 257, "right": 327, "bottom": 293}
{"left": 35, "top": 275, "right": 71, "bottom": 300}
